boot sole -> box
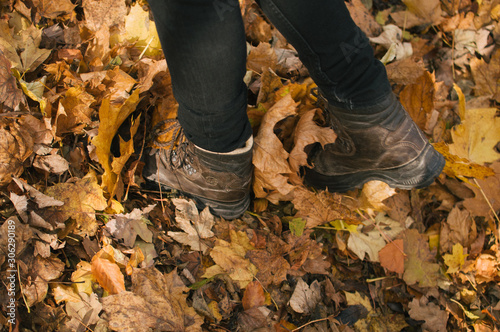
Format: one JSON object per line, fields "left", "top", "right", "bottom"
{"left": 304, "top": 144, "right": 445, "bottom": 193}
{"left": 142, "top": 179, "right": 250, "bottom": 220}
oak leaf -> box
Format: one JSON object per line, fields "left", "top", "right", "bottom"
{"left": 102, "top": 268, "right": 203, "bottom": 332}
{"left": 408, "top": 298, "right": 448, "bottom": 332}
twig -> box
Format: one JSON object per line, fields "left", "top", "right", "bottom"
{"left": 17, "top": 263, "right": 30, "bottom": 314}
{"left": 292, "top": 314, "right": 338, "bottom": 331}
{"left": 473, "top": 179, "right": 500, "bottom": 246}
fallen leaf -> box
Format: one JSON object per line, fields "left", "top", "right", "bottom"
{"left": 288, "top": 278, "right": 321, "bottom": 314}
{"left": 379, "top": 239, "right": 405, "bottom": 274}
{"left": 33, "top": 154, "right": 69, "bottom": 175}
{"left": 106, "top": 205, "right": 155, "bottom": 248}
{"left": 24, "top": 255, "right": 65, "bottom": 306}
{"left": 242, "top": 281, "right": 266, "bottom": 310}
{"left": 82, "top": 0, "right": 127, "bottom": 32}
{"left": 0, "top": 217, "right": 32, "bottom": 266}
{"left": 0, "top": 119, "right": 33, "bottom": 186}
{"left": 56, "top": 85, "right": 95, "bottom": 135}
{"left": 51, "top": 284, "right": 82, "bottom": 304}
{"left": 439, "top": 206, "right": 476, "bottom": 253}
{"left": 17, "top": 25, "right": 52, "bottom": 72}
{"left": 448, "top": 107, "right": 500, "bottom": 164}
{"left": 253, "top": 94, "right": 297, "bottom": 203}
{"left": 167, "top": 198, "right": 215, "bottom": 253}
{"left": 61, "top": 292, "right": 102, "bottom": 332}
{"left": 32, "top": 0, "right": 75, "bottom": 19}
{"left": 359, "top": 180, "right": 397, "bottom": 214}
{"left": 403, "top": 229, "right": 441, "bottom": 288}
{"left": 71, "top": 261, "right": 95, "bottom": 295}
{"left": 463, "top": 161, "right": 500, "bottom": 221}
{"left": 292, "top": 187, "right": 358, "bottom": 228}
{"left": 288, "top": 108, "right": 337, "bottom": 174}
{"left": 408, "top": 297, "right": 448, "bottom": 332}
{"left": 0, "top": 51, "right": 25, "bottom": 110}
{"left": 346, "top": 0, "right": 382, "bottom": 37}
{"left": 347, "top": 213, "right": 404, "bottom": 262}
{"left": 400, "top": 0, "right": 443, "bottom": 27}
{"left": 474, "top": 253, "right": 499, "bottom": 284}
{"left": 443, "top": 243, "right": 467, "bottom": 274}
{"left": 399, "top": 71, "right": 436, "bottom": 131}
{"left": 102, "top": 268, "right": 203, "bottom": 332}
{"left": 470, "top": 49, "right": 500, "bottom": 102}
{"left": 91, "top": 245, "right": 125, "bottom": 295}
{"left": 247, "top": 42, "right": 278, "bottom": 74}
{"left": 110, "top": 3, "right": 162, "bottom": 57}
{"left": 43, "top": 173, "right": 108, "bottom": 236}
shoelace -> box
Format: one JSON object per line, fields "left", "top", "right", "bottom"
{"left": 150, "top": 119, "right": 197, "bottom": 175}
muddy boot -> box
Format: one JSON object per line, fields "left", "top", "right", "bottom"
{"left": 143, "top": 120, "right": 253, "bottom": 219}
{"left": 305, "top": 93, "right": 445, "bottom": 192}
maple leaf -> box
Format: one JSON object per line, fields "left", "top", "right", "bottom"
{"left": 0, "top": 51, "right": 25, "bottom": 110}
{"left": 60, "top": 293, "right": 102, "bottom": 332}
{"left": 42, "top": 172, "right": 107, "bottom": 236}
{"left": 56, "top": 85, "right": 95, "bottom": 135}
{"left": 82, "top": 0, "right": 127, "bottom": 32}
{"left": 110, "top": 3, "right": 162, "bottom": 57}
{"left": 91, "top": 245, "right": 125, "bottom": 295}
{"left": 470, "top": 49, "right": 500, "bottom": 102}
{"left": 439, "top": 206, "right": 476, "bottom": 254}
{"left": 247, "top": 42, "right": 278, "bottom": 74}
{"left": 91, "top": 90, "right": 141, "bottom": 200}
{"left": 402, "top": 229, "right": 441, "bottom": 288}
{"left": 253, "top": 94, "right": 297, "bottom": 203}
{"left": 292, "top": 187, "right": 358, "bottom": 228}
{"left": 105, "top": 205, "right": 155, "bottom": 248}
{"left": 463, "top": 161, "right": 500, "bottom": 220}
{"left": 167, "top": 198, "right": 215, "bottom": 253}
{"left": 102, "top": 268, "right": 203, "bottom": 332}
{"left": 17, "top": 25, "right": 52, "bottom": 72}
{"left": 347, "top": 213, "right": 403, "bottom": 262}
{"left": 288, "top": 108, "right": 337, "bottom": 174}
{"left": 408, "top": 297, "right": 448, "bottom": 332}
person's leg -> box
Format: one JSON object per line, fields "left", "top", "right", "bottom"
{"left": 144, "top": 0, "right": 253, "bottom": 218}
{"left": 147, "top": 0, "right": 252, "bottom": 152}
{"left": 256, "top": 0, "right": 445, "bottom": 191}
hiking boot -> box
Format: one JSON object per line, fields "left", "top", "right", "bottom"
{"left": 143, "top": 119, "right": 253, "bottom": 219}
{"left": 304, "top": 92, "right": 445, "bottom": 192}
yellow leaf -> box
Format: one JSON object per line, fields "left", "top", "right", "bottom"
{"left": 448, "top": 108, "right": 500, "bottom": 164}
{"left": 433, "top": 142, "right": 495, "bottom": 182}
{"left": 443, "top": 243, "right": 467, "bottom": 274}
{"left": 43, "top": 172, "right": 107, "bottom": 236}
{"left": 71, "top": 261, "right": 96, "bottom": 295}
{"left": 52, "top": 284, "right": 82, "bottom": 304}
{"left": 91, "top": 90, "right": 141, "bottom": 199}
{"left": 359, "top": 180, "right": 397, "bottom": 214}
{"left": 110, "top": 3, "right": 162, "bottom": 57}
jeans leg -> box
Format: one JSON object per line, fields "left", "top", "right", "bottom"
{"left": 256, "top": 0, "right": 392, "bottom": 110}
{"left": 147, "top": 0, "right": 252, "bottom": 152}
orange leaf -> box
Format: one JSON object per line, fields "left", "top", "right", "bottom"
{"left": 91, "top": 246, "right": 125, "bottom": 294}
{"left": 379, "top": 239, "right": 404, "bottom": 274}
{"left": 242, "top": 281, "right": 266, "bottom": 310}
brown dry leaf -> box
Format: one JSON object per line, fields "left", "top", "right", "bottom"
{"left": 0, "top": 51, "right": 25, "bottom": 110}
{"left": 242, "top": 281, "right": 266, "bottom": 310}
{"left": 379, "top": 239, "right": 405, "bottom": 274}
{"left": 136, "top": 58, "right": 168, "bottom": 93}
{"left": 32, "top": 0, "right": 75, "bottom": 19}
{"left": 403, "top": 229, "right": 441, "bottom": 288}
{"left": 0, "top": 217, "right": 32, "bottom": 267}
{"left": 105, "top": 205, "right": 155, "bottom": 248}
{"left": 91, "top": 90, "right": 141, "bottom": 198}
{"left": 408, "top": 297, "right": 448, "bottom": 332}
{"left": 33, "top": 154, "right": 69, "bottom": 175}
{"left": 346, "top": 0, "right": 382, "bottom": 37}
{"left": 474, "top": 253, "right": 499, "bottom": 284}
{"left": 102, "top": 267, "right": 203, "bottom": 332}
{"left": 91, "top": 245, "right": 125, "bottom": 295}
{"left": 289, "top": 108, "right": 337, "bottom": 174}
{"left": 0, "top": 119, "right": 33, "bottom": 186}
{"left": 24, "top": 255, "right": 65, "bottom": 306}
{"left": 59, "top": 292, "right": 102, "bottom": 332}
{"left": 292, "top": 187, "right": 358, "bottom": 228}
{"left": 253, "top": 94, "right": 297, "bottom": 203}
{"left": 0, "top": 21, "right": 22, "bottom": 70}
{"left": 247, "top": 42, "right": 278, "bottom": 74}
{"left": 359, "top": 180, "right": 397, "bottom": 214}
{"left": 288, "top": 278, "right": 321, "bottom": 314}
{"left": 82, "top": 0, "right": 127, "bottom": 32}
{"left": 204, "top": 236, "right": 258, "bottom": 289}
{"left": 51, "top": 284, "right": 82, "bottom": 304}
{"left": 56, "top": 86, "right": 95, "bottom": 135}
{"left": 17, "top": 25, "right": 52, "bottom": 72}
{"left": 167, "top": 198, "right": 215, "bottom": 253}
{"left": 399, "top": 71, "right": 435, "bottom": 131}
{"left": 395, "top": 0, "right": 444, "bottom": 28}
{"left": 463, "top": 161, "right": 500, "bottom": 220}
{"left": 470, "top": 49, "right": 500, "bottom": 102}
{"left": 242, "top": 2, "right": 273, "bottom": 44}
{"left": 386, "top": 56, "right": 426, "bottom": 85}
{"left": 43, "top": 172, "right": 107, "bottom": 236}
{"left": 439, "top": 206, "right": 477, "bottom": 253}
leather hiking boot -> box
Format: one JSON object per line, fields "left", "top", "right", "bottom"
{"left": 143, "top": 119, "right": 253, "bottom": 219}
{"left": 305, "top": 93, "right": 445, "bottom": 192}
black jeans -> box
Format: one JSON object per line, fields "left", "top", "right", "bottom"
{"left": 147, "top": 0, "right": 392, "bottom": 152}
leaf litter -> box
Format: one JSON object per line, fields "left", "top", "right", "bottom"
{"left": 1, "top": 0, "right": 500, "bottom": 331}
